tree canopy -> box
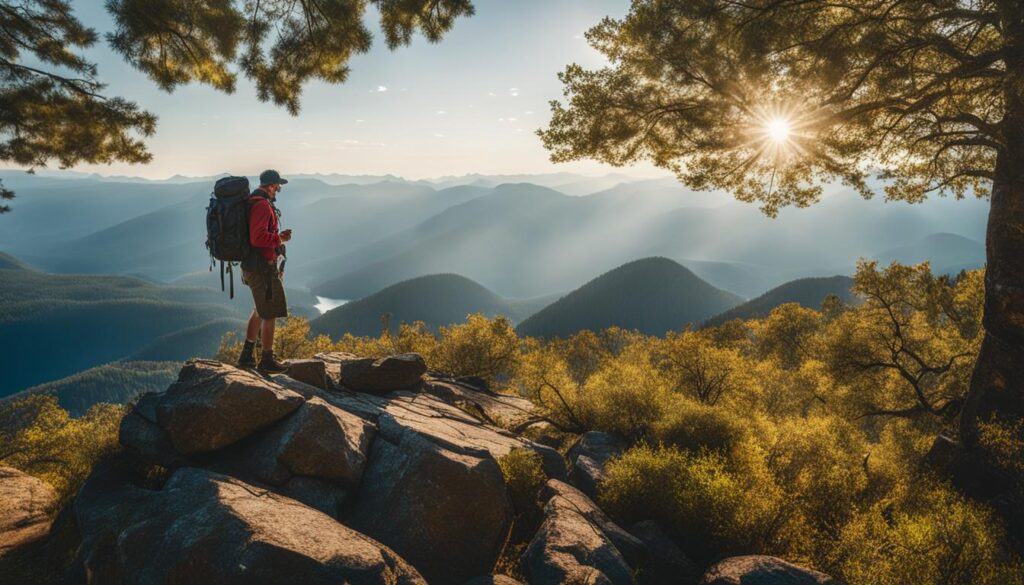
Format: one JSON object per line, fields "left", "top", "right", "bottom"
{"left": 540, "top": 0, "right": 1011, "bottom": 216}
{"left": 0, "top": 0, "right": 475, "bottom": 211}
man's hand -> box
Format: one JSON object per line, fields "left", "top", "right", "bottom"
{"left": 280, "top": 229, "right": 292, "bottom": 242}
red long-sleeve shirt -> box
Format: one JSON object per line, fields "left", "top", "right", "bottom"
{"left": 248, "top": 191, "right": 282, "bottom": 263}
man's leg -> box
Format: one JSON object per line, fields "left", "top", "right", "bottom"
{"left": 246, "top": 309, "right": 260, "bottom": 341}
{"left": 236, "top": 309, "right": 260, "bottom": 367}
{"left": 260, "top": 316, "right": 275, "bottom": 350}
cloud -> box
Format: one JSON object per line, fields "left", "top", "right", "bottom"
{"left": 487, "top": 91, "right": 497, "bottom": 97}
{"left": 509, "top": 87, "right": 520, "bottom": 97}
{"left": 375, "top": 86, "right": 388, "bottom": 92}
{"left": 436, "top": 110, "right": 447, "bottom": 115}
{"left": 355, "top": 119, "right": 366, "bottom": 123}
{"left": 434, "top": 133, "right": 445, "bottom": 138}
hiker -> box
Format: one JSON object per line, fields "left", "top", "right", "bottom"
{"left": 237, "top": 169, "right": 293, "bottom": 373}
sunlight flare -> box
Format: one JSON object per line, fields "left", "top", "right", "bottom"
{"left": 766, "top": 117, "right": 791, "bottom": 143}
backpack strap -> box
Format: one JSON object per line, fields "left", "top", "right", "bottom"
{"left": 220, "top": 260, "right": 225, "bottom": 292}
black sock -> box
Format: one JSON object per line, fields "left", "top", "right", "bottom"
{"left": 261, "top": 350, "right": 274, "bottom": 360}
{"left": 242, "top": 339, "right": 256, "bottom": 351}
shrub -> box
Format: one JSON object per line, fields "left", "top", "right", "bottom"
{"left": 599, "top": 444, "right": 767, "bottom": 564}
{"left": 652, "top": 397, "right": 746, "bottom": 455}
{"left": 431, "top": 314, "right": 521, "bottom": 385}
{"left": 580, "top": 360, "right": 669, "bottom": 439}
{"left": 497, "top": 447, "right": 547, "bottom": 514}
{"left": 833, "top": 482, "right": 1024, "bottom": 585}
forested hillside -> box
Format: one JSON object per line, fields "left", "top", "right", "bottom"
{"left": 517, "top": 258, "right": 742, "bottom": 338}
{"left": 310, "top": 274, "right": 554, "bottom": 337}
{"left": 0, "top": 259, "right": 251, "bottom": 394}
{"left": 5, "top": 361, "right": 179, "bottom": 416}
{"left": 703, "top": 275, "right": 857, "bottom": 327}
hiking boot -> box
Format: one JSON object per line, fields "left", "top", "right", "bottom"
{"left": 236, "top": 340, "right": 257, "bottom": 368}
{"left": 258, "top": 351, "right": 290, "bottom": 374}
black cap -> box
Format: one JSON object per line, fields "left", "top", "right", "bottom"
{"left": 259, "top": 169, "right": 288, "bottom": 186}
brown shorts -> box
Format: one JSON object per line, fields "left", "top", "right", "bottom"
{"left": 242, "top": 267, "right": 288, "bottom": 319}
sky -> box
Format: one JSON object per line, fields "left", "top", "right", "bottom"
{"left": 33, "top": 0, "right": 666, "bottom": 181}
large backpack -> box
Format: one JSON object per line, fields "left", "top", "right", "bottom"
{"left": 206, "top": 176, "right": 252, "bottom": 298}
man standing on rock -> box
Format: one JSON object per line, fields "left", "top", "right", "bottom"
{"left": 237, "top": 169, "right": 292, "bottom": 374}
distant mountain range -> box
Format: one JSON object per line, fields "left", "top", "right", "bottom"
{"left": 516, "top": 257, "right": 743, "bottom": 338}
{"left": 0, "top": 172, "right": 988, "bottom": 303}
{"left": 703, "top": 275, "right": 858, "bottom": 328}
{"left": 310, "top": 274, "right": 557, "bottom": 338}
{"left": 874, "top": 233, "right": 984, "bottom": 275}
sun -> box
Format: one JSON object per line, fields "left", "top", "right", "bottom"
{"left": 766, "top": 117, "right": 791, "bottom": 143}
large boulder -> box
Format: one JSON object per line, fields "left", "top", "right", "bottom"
{"left": 75, "top": 461, "right": 426, "bottom": 585}
{"left": 0, "top": 467, "right": 56, "bottom": 556}
{"left": 155, "top": 360, "right": 304, "bottom": 454}
{"left": 700, "top": 556, "right": 837, "bottom": 585}
{"left": 566, "top": 431, "right": 626, "bottom": 499}
{"left": 282, "top": 359, "right": 329, "bottom": 390}
{"left": 236, "top": 397, "right": 375, "bottom": 488}
{"left": 349, "top": 429, "right": 514, "bottom": 585}
{"left": 315, "top": 352, "right": 427, "bottom": 393}
{"left": 521, "top": 490, "right": 634, "bottom": 585}
{"left": 540, "top": 479, "right": 647, "bottom": 570}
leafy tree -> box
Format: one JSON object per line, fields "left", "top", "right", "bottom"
{"left": 0, "top": 0, "right": 474, "bottom": 211}
{"left": 430, "top": 313, "right": 521, "bottom": 384}
{"left": 540, "top": 0, "right": 1024, "bottom": 465}
{"left": 652, "top": 329, "right": 744, "bottom": 405}
{"left": 823, "top": 262, "right": 982, "bottom": 420}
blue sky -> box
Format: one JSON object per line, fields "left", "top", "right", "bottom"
{"left": 54, "top": 0, "right": 663, "bottom": 180}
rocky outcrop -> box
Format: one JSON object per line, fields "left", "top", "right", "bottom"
{"left": 700, "top": 556, "right": 837, "bottom": 585}
{"left": 100, "top": 356, "right": 566, "bottom": 584}
{"left": 74, "top": 353, "right": 832, "bottom": 585}
{"left": 75, "top": 462, "right": 426, "bottom": 584}
{"left": 315, "top": 352, "right": 427, "bottom": 393}
{"left": 155, "top": 360, "right": 304, "bottom": 453}
{"left": 0, "top": 467, "right": 56, "bottom": 556}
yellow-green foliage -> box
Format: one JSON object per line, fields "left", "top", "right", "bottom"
{"left": 0, "top": 395, "right": 124, "bottom": 503}
{"left": 599, "top": 444, "right": 774, "bottom": 564}
{"left": 207, "top": 264, "right": 1021, "bottom": 584}
{"left": 651, "top": 397, "right": 745, "bottom": 455}
{"left": 497, "top": 447, "right": 547, "bottom": 513}
{"left": 834, "top": 482, "right": 1024, "bottom": 585}
{"left": 429, "top": 314, "right": 521, "bottom": 384}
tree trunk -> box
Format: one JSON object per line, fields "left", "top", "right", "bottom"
{"left": 959, "top": 12, "right": 1024, "bottom": 451}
